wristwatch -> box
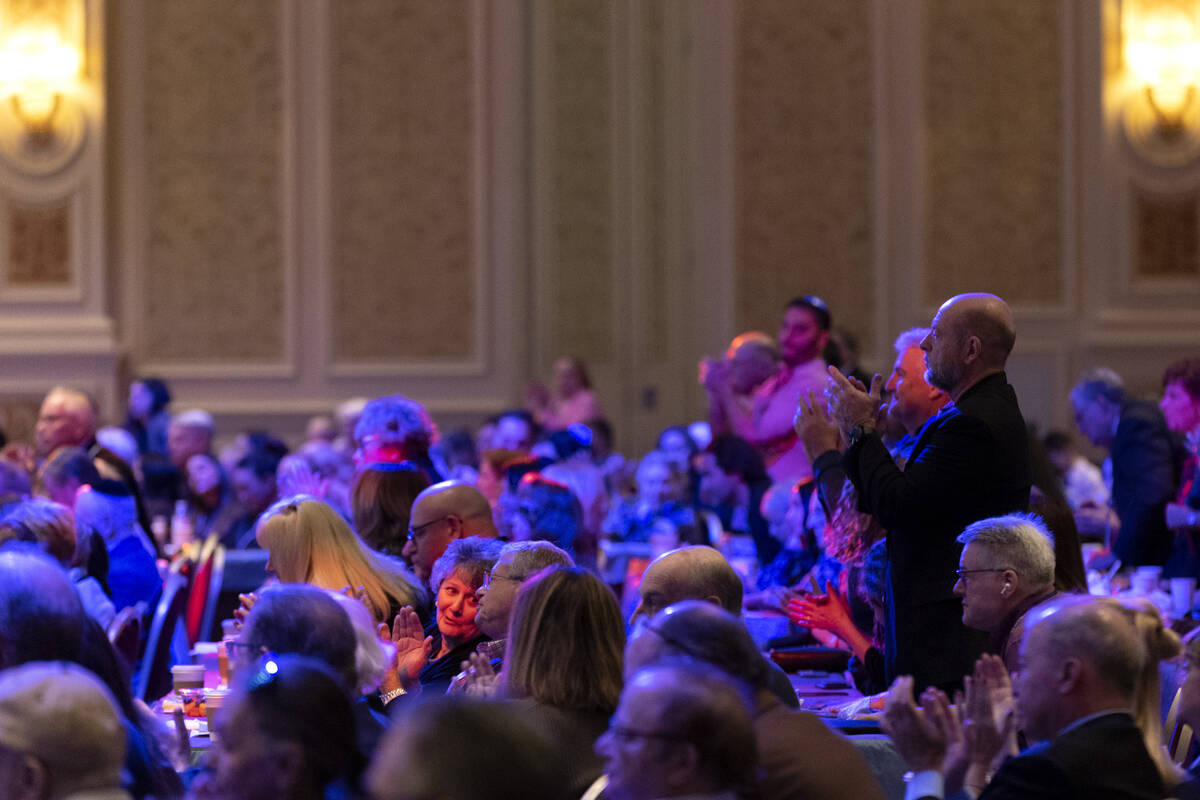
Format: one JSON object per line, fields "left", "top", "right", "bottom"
{"left": 848, "top": 424, "right": 876, "bottom": 449}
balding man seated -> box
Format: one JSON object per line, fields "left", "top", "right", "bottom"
{"left": 886, "top": 595, "right": 1168, "bottom": 800}
{"left": 404, "top": 480, "right": 499, "bottom": 588}
{"left": 36, "top": 386, "right": 153, "bottom": 549}
{"left": 631, "top": 544, "right": 799, "bottom": 708}
{"left": 954, "top": 513, "right": 1060, "bottom": 673}
{"left": 596, "top": 662, "right": 759, "bottom": 800}
{"left": 816, "top": 293, "right": 1032, "bottom": 692}
{"left": 626, "top": 601, "right": 885, "bottom": 800}
{"left": 0, "top": 661, "right": 132, "bottom": 800}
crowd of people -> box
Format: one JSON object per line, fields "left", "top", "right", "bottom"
{"left": 1, "top": 290, "right": 1199, "bottom": 799}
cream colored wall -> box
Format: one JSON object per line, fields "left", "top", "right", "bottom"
{"left": 77, "top": 0, "right": 1200, "bottom": 455}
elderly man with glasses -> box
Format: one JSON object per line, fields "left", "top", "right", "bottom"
{"left": 402, "top": 480, "right": 499, "bottom": 588}
{"left": 953, "top": 513, "right": 1060, "bottom": 674}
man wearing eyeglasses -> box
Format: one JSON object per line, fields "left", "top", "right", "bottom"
{"left": 953, "top": 513, "right": 1058, "bottom": 674}
{"left": 403, "top": 481, "right": 500, "bottom": 588}
{"left": 595, "top": 662, "right": 757, "bottom": 800}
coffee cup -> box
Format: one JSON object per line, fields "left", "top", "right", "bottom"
{"left": 1172, "top": 577, "right": 1197, "bottom": 618}
{"left": 205, "top": 688, "right": 229, "bottom": 741}
{"left": 171, "top": 664, "right": 205, "bottom": 692}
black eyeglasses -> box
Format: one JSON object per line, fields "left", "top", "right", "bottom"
{"left": 407, "top": 516, "right": 451, "bottom": 542}
{"left": 227, "top": 640, "right": 267, "bottom": 660}
{"left": 954, "top": 568, "right": 1011, "bottom": 585}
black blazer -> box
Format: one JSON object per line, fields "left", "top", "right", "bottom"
{"left": 843, "top": 372, "right": 1031, "bottom": 691}
{"left": 1111, "top": 399, "right": 1176, "bottom": 567}
{"left": 972, "top": 712, "right": 1166, "bottom": 800}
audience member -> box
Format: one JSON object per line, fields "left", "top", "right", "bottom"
{"left": 368, "top": 697, "right": 572, "bottom": 800}
{"left": 631, "top": 544, "right": 799, "bottom": 708}
{"left": 809, "top": 293, "right": 1030, "bottom": 692}
{"left": 436, "top": 428, "right": 480, "bottom": 485}
{"left": 255, "top": 495, "right": 426, "bottom": 624}
{"left": 1043, "top": 430, "right": 1109, "bottom": 510}
{"left": 1171, "top": 628, "right": 1200, "bottom": 798}
{"left": 0, "top": 496, "right": 114, "bottom": 628}
{"left": 352, "top": 461, "right": 431, "bottom": 558}
{"left": 700, "top": 331, "right": 781, "bottom": 433}
{"left": 627, "top": 601, "right": 885, "bottom": 800}
{"left": 166, "top": 409, "right": 215, "bottom": 472}
{"left": 237, "top": 583, "right": 389, "bottom": 758}
{"left": 527, "top": 356, "right": 604, "bottom": 430}
{"left": 74, "top": 479, "right": 159, "bottom": 613}
{"left": 953, "top": 513, "right": 1060, "bottom": 673}
{"left": 1071, "top": 367, "right": 1176, "bottom": 568}
{"left": 695, "top": 433, "right": 774, "bottom": 563}
{"left": 705, "top": 295, "right": 832, "bottom": 487}
{"left": 1027, "top": 431, "right": 1088, "bottom": 592}
{"left": 1161, "top": 358, "right": 1200, "bottom": 575}
{"left": 184, "top": 453, "right": 235, "bottom": 538}
{"left": 655, "top": 424, "right": 698, "bottom": 483}
{"left": 353, "top": 394, "right": 441, "bottom": 482}
{"left": 884, "top": 594, "right": 1168, "bottom": 799}
{"left": 492, "top": 409, "right": 538, "bottom": 454}
{"left": 39, "top": 445, "right": 101, "bottom": 508}
{"left": 403, "top": 480, "right": 499, "bottom": 587}
{"left": 501, "top": 566, "right": 624, "bottom": 796}
{"left": 382, "top": 536, "right": 502, "bottom": 697}
{"left": 541, "top": 426, "right": 607, "bottom": 536}
{"left": 1117, "top": 597, "right": 1183, "bottom": 787}
{"left": 124, "top": 377, "right": 172, "bottom": 457}
{"left": 0, "top": 661, "right": 131, "bottom": 800}
{"left": 199, "top": 655, "right": 365, "bottom": 800}
{"left": 511, "top": 473, "right": 585, "bottom": 558}
{"left": 221, "top": 449, "right": 283, "bottom": 549}
{"left": 0, "top": 459, "right": 31, "bottom": 511}
{"left": 475, "top": 540, "right": 574, "bottom": 642}
{"left": 602, "top": 450, "right": 692, "bottom": 543}
{"left": 596, "top": 662, "right": 758, "bottom": 800}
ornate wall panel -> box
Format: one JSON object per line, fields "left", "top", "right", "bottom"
{"left": 1133, "top": 188, "right": 1198, "bottom": 278}
{"left": 330, "top": 0, "right": 474, "bottom": 362}
{"left": 734, "top": 0, "right": 874, "bottom": 341}
{"left": 140, "top": 0, "right": 284, "bottom": 362}
{"left": 923, "top": 0, "right": 1063, "bottom": 306}
{"left": 7, "top": 202, "right": 70, "bottom": 285}
{"left": 542, "top": 0, "right": 614, "bottom": 362}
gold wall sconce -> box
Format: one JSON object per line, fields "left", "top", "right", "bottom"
{"left": 0, "top": 24, "right": 80, "bottom": 148}
{"left": 1121, "top": 0, "right": 1200, "bottom": 164}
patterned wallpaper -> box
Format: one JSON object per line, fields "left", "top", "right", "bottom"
{"left": 1135, "top": 188, "right": 1199, "bottom": 278}
{"left": 141, "top": 0, "right": 284, "bottom": 361}
{"left": 7, "top": 201, "right": 70, "bottom": 285}
{"left": 734, "top": 0, "right": 874, "bottom": 343}
{"left": 923, "top": 0, "right": 1063, "bottom": 305}
{"left": 543, "top": 0, "right": 614, "bottom": 363}
{"left": 331, "top": 0, "right": 475, "bottom": 362}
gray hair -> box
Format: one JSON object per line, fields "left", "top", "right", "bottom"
{"left": 0, "top": 548, "right": 85, "bottom": 668}
{"left": 500, "top": 540, "right": 574, "bottom": 580}
{"left": 430, "top": 536, "right": 503, "bottom": 592}
{"left": 957, "top": 513, "right": 1056, "bottom": 587}
{"left": 893, "top": 327, "right": 930, "bottom": 354}
{"left": 1071, "top": 367, "right": 1126, "bottom": 407}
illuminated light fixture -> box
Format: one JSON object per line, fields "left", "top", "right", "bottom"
{"left": 0, "top": 24, "right": 80, "bottom": 148}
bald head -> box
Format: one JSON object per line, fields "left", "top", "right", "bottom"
{"left": 412, "top": 480, "right": 496, "bottom": 535}
{"left": 631, "top": 545, "right": 743, "bottom": 623}
{"left": 36, "top": 388, "right": 98, "bottom": 458}
{"left": 940, "top": 294, "right": 1015, "bottom": 368}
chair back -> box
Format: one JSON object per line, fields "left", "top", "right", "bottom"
{"left": 106, "top": 604, "right": 143, "bottom": 669}
{"left": 134, "top": 570, "right": 189, "bottom": 702}
{"left": 185, "top": 534, "right": 225, "bottom": 644}
{"left": 1166, "top": 687, "right": 1195, "bottom": 763}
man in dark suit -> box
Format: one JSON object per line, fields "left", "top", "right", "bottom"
{"left": 883, "top": 595, "right": 1167, "bottom": 800}
{"left": 806, "top": 293, "right": 1031, "bottom": 692}
{"left": 1070, "top": 367, "right": 1176, "bottom": 568}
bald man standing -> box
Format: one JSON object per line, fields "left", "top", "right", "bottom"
{"left": 806, "top": 293, "right": 1032, "bottom": 693}
{"left": 403, "top": 480, "right": 499, "bottom": 588}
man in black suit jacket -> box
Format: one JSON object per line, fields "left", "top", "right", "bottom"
{"left": 1070, "top": 368, "right": 1176, "bottom": 568}
{"left": 883, "top": 595, "right": 1167, "bottom": 800}
{"left": 807, "top": 293, "right": 1031, "bottom": 692}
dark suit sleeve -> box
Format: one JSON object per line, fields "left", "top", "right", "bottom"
{"left": 978, "top": 753, "right": 1072, "bottom": 800}
{"left": 845, "top": 414, "right": 993, "bottom": 531}
{"left": 1111, "top": 410, "right": 1175, "bottom": 564}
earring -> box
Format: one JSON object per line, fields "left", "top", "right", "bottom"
{"left": 1001, "top": 583, "right": 1011, "bottom": 596}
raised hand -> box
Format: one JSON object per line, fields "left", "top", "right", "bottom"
{"left": 793, "top": 389, "right": 841, "bottom": 457}
{"left": 787, "top": 582, "right": 854, "bottom": 640}
{"left": 825, "top": 366, "right": 883, "bottom": 439}
{"left": 378, "top": 606, "right": 432, "bottom": 692}
{"left": 460, "top": 651, "right": 500, "bottom": 698}
{"left": 881, "top": 676, "right": 949, "bottom": 773}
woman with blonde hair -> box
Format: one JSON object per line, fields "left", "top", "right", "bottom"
{"left": 500, "top": 566, "right": 624, "bottom": 796}
{"left": 1115, "top": 596, "right": 1184, "bottom": 786}
{"left": 255, "top": 494, "right": 427, "bottom": 624}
